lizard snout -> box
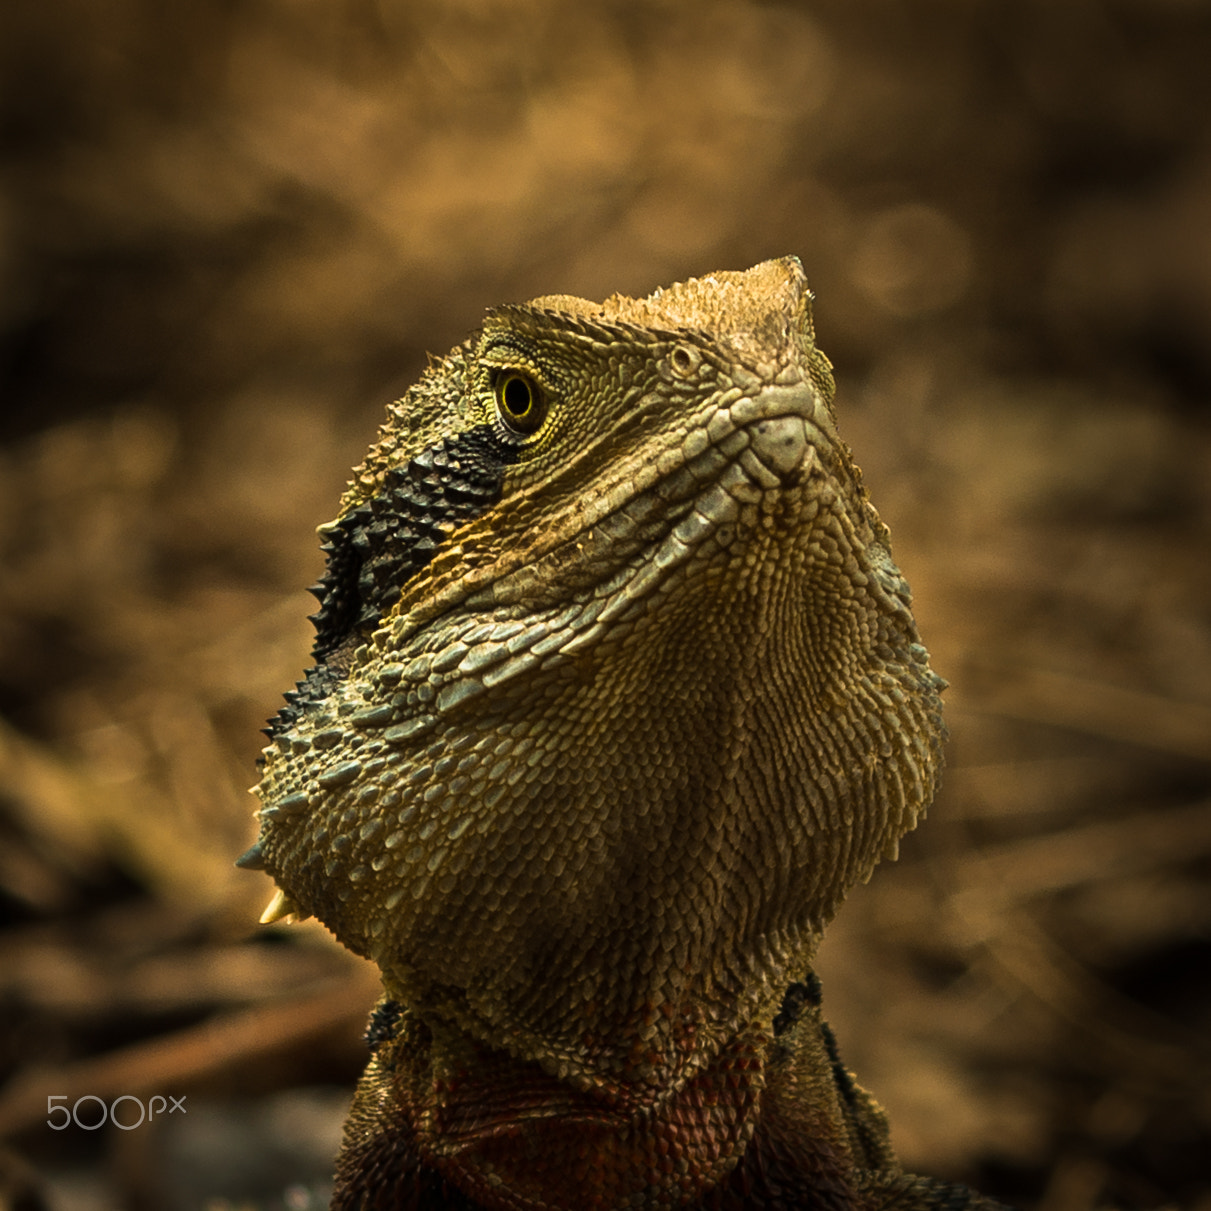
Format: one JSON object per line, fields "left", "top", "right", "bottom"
{"left": 750, "top": 414, "right": 810, "bottom": 478}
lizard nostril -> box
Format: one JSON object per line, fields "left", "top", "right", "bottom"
{"left": 751, "top": 415, "right": 809, "bottom": 477}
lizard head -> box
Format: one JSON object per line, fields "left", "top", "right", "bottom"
{"left": 248, "top": 256, "right": 945, "bottom": 1093}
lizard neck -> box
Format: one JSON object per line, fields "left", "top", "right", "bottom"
{"left": 333, "top": 991, "right": 876, "bottom": 1211}
{"left": 349, "top": 1007, "right": 767, "bottom": 1210}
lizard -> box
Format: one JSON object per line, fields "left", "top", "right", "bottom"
{"left": 239, "top": 257, "right": 1007, "bottom": 1210}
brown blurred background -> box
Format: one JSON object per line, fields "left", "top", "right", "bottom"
{"left": 0, "top": 1, "right": 1209, "bottom": 1208}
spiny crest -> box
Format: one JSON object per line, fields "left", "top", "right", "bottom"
{"left": 527, "top": 257, "right": 816, "bottom": 357}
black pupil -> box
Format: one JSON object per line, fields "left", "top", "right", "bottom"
{"left": 502, "top": 375, "right": 532, "bottom": 416}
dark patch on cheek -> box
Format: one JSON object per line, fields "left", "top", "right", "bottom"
{"left": 313, "top": 424, "right": 515, "bottom": 655}
{"left": 773, "top": 973, "right": 819, "bottom": 1037}
{"left": 266, "top": 661, "right": 345, "bottom": 742}
{"left": 365, "top": 999, "right": 404, "bottom": 1056}
{"left": 265, "top": 423, "right": 519, "bottom": 739}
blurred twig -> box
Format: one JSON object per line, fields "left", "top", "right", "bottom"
{"left": 0, "top": 977, "right": 375, "bottom": 1140}
{"left": 971, "top": 667, "right": 1211, "bottom": 764}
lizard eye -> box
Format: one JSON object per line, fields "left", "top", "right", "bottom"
{"left": 494, "top": 372, "right": 546, "bottom": 435}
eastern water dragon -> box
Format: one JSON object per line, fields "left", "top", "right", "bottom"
{"left": 240, "top": 258, "right": 1006, "bottom": 1210}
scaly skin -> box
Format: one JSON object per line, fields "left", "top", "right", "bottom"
{"left": 243, "top": 259, "right": 1007, "bottom": 1209}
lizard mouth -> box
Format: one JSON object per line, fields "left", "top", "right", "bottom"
{"left": 325, "top": 380, "right": 835, "bottom": 710}
{"left": 273, "top": 380, "right": 844, "bottom": 742}
{"left": 377, "top": 377, "right": 840, "bottom": 623}
{"left": 260, "top": 377, "right": 832, "bottom": 752}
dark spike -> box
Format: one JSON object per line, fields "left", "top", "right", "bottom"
{"left": 235, "top": 843, "right": 266, "bottom": 871}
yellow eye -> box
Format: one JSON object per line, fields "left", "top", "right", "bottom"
{"left": 494, "top": 372, "right": 546, "bottom": 435}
